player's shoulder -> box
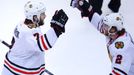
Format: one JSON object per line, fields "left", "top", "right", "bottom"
{"left": 112, "top": 33, "right": 131, "bottom": 51}
{"left": 14, "top": 22, "right": 34, "bottom": 38}
{"left": 15, "top": 21, "right": 27, "bottom": 31}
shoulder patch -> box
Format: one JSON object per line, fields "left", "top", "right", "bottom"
{"left": 115, "top": 41, "right": 124, "bottom": 49}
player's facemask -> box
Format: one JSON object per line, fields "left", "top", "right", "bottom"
{"left": 33, "top": 12, "right": 46, "bottom": 27}
{"left": 101, "top": 23, "right": 118, "bottom": 37}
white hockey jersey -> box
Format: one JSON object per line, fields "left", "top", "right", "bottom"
{"left": 2, "top": 22, "right": 58, "bottom": 75}
{"left": 91, "top": 13, "right": 134, "bottom": 75}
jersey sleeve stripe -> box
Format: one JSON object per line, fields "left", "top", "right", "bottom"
{"left": 114, "top": 67, "right": 127, "bottom": 75}
{"left": 40, "top": 35, "right": 48, "bottom": 50}
{"left": 44, "top": 34, "right": 52, "bottom": 48}
{"left": 37, "top": 34, "right": 53, "bottom": 51}
{"left": 37, "top": 35, "right": 44, "bottom": 51}
{"left": 37, "top": 28, "right": 58, "bottom": 51}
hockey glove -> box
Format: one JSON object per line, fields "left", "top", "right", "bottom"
{"left": 70, "top": 0, "right": 93, "bottom": 17}
{"left": 51, "top": 9, "right": 68, "bottom": 37}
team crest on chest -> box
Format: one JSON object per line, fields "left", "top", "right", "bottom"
{"left": 115, "top": 41, "right": 124, "bottom": 49}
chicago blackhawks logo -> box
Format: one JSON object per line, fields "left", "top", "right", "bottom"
{"left": 115, "top": 41, "right": 124, "bottom": 49}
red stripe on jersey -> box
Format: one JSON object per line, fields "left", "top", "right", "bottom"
{"left": 41, "top": 35, "right": 48, "bottom": 50}
{"left": 112, "top": 70, "right": 120, "bottom": 75}
{"left": 4, "top": 60, "right": 45, "bottom": 74}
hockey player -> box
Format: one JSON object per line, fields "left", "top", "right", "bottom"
{"left": 70, "top": 0, "right": 134, "bottom": 75}
{"left": 2, "top": 0, "right": 68, "bottom": 75}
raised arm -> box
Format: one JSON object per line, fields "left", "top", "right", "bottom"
{"left": 70, "top": 0, "right": 103, "bottom": 31}
{"left": 37, "top": 9, "right": 68, "bottom": 51}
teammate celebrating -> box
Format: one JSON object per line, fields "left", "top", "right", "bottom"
{"left": 2, "top": 0, "right": 68, "bottom": 75}
{"left": 71, "top": 0, "right": 134, "bottom": 75}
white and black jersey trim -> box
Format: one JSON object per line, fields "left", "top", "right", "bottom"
{"left": 44, "top": 34, "right": 52, "bottom": 48}
{"left": 4, "top": 54, "right": 45, "bottom": 75}
{"left": 4, "top": 65, "right": 18, "bottom": 75}
{"left": 128, "top": 33, "right": 134, "bottom": 45}
{"left": 112, "top": 67, "right": 127, "bottom": 75}
{"left": 97, "top": 19, "right": 102, "bottom": 30}
{"left": 98, "top": 19, "right": 104, "bottom": 33}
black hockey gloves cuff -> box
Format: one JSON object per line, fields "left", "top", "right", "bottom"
{"left": 51, "top": 9, "right": 68, "bottom": 37}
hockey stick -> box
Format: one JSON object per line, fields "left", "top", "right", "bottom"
{"left": 0, "top": 39, "right": 54, "bottom": 75}
{"left": 0, "top": 39, "right": 11, "bottom": 48}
